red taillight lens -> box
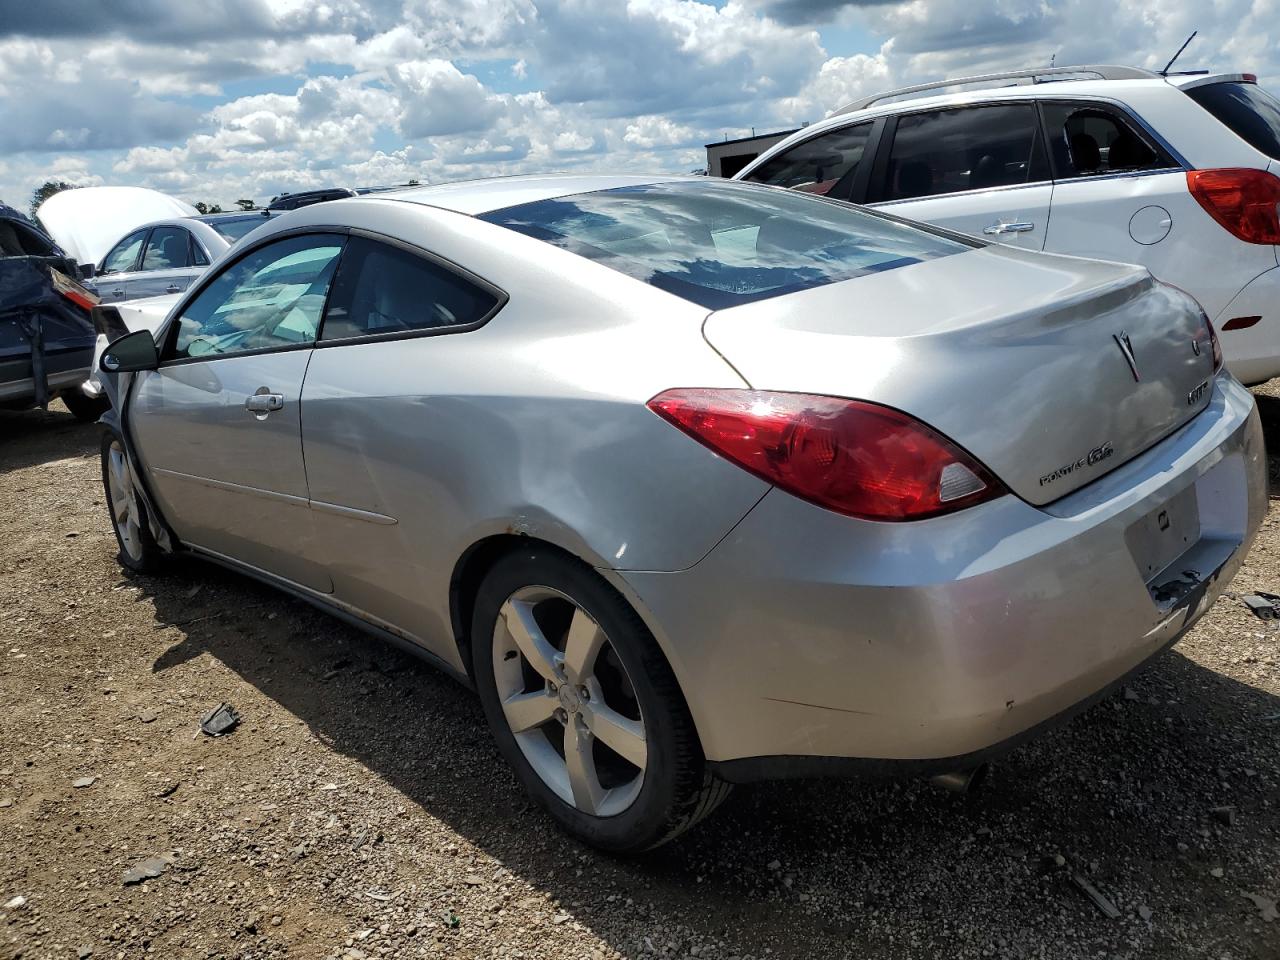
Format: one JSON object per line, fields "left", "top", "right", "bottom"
{"left": 1187, "top": 168, "right": 1280, "bottom": 244}
{"left": 647, "top": 389, "right": 1004, "bottom": 521}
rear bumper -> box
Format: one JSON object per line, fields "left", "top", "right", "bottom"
{"left": 1217, "top": 265, "right": 1280, "bottom": 385}
{"left": 614, "top": 374, "right": 1266, "bottom": 771}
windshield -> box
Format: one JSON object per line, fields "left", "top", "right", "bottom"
{"left": 1187, "top": 81, "right": 1280, "bottom": 161}
{"left": 206, "top": 215, "right": 272, "bottom": 243}
{"left": 479, "top": 180, "right": 971, "bottom": 309}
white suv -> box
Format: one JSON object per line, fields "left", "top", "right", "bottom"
{"left": 735, "top": 65, "right": 1280, "bottom": 385}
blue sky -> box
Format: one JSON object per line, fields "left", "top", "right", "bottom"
{"left": 0, "top": 0, "right": 1276, "bottom": 210}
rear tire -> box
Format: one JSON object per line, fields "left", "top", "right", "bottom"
{"left": 100, "top": 432, "right": 166, "bottom": 574}
{"left": 62, "top": 390, "right": 109, "bottom": 423}
{"left": 471, "top": 547, "right": 730, "bottom": 853}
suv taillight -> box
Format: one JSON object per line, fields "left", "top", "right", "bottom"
{"left": 647, "top": 389, "right": 1004, "bottom": 521}
{"left": 1187, "top": 168, "right": 1280, "bottom": 244}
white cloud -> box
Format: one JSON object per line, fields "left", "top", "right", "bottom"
{"left": 389, "top": 59, "right": 507, "bottom": 137}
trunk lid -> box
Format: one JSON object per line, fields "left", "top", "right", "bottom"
{"left": 702, "top": 246, "right": 1217, "bottom": 506}
{"left": 35, "top": 186, "right": 197, "bottom": 269}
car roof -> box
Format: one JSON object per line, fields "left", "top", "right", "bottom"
{"left": 386, "top": 174, "right": 684, "bottom": 216}
{"left": 194, "top": 211, "right": 276, "bottom": 224}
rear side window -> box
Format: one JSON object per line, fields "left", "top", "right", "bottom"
{"left": 1040, "top": 102, "right": 1174, "bottom": 178}
{"left": 1187, "top": 82, "right": 1280, "bottom": 161}
{"left": 480, "top": 180, "right": 969, "bottom": 309}
{"left": 209, "top": 215, "right": 272, "bottom": 242}
{"left": 319, "top": 237, "right": 499, "bottom": 341}
{"left": 743, "top": 122, "right": 873, "bottom": 200}
{"left": 874, "top": 104, "right": 1048, "bottom": 202}
{"left": 141, "top": 226, "right": 193, "bottom": 270}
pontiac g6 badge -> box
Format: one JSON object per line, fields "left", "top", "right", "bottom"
{"left": 1039, "top": 441, "right": 1115, "bottom": 487}
{"left": 1114, "top": 331, "right": 1140, "bottom": 382}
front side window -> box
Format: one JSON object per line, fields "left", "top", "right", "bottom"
{"left": 319, "top": 237, "right": 498, "bottom": 341}
{"left": 168, "top": 233, "right": 344, "bottom": 361}
{"left": 141, "top": 226, "right": 193, "bottom": 270}
{"left": 743, "top": 123, "right": 873, "bottom": 200}
{"left": 875, "top": 104, "right": 1048, "bottom": 202}
{"left": 101, "top": 229, "right": 147, "bottom": 274}
{"left": 1186, "top": 81, "right": 1280, "bottom": 161}
{"left": 1040, "top": 102, "right": 1173, "bottom": 178}
{"left": 480, "top": 180, "right": 970, "bottom": 309}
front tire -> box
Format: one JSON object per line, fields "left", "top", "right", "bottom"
{"left": 100, "top": 432, "right": 166, "bottom": 574}
{"left": 471, "top": 548, "right": 730, "bottom": 853}
{"left": 62, "top": 390, "right": 110, "bottom": 423}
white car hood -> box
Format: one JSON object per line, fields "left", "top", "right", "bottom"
{"left": 36, "top": 186, "right": 198, "bottom": 268}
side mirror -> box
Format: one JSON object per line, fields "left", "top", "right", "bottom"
{"left": 101, "top": 330, "right": 159, "bottom": 374}
{"left": 80, "top": 263, "right": 97, "bottom": 281}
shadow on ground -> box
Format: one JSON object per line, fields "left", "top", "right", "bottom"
{"left": 140, "top": 555, "right": 1280, "bottom": 959}
{"left": 0, "top": 402, "right": 99, "bottom": 473}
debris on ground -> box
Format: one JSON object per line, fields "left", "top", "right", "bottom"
{"left": 122, "top": 854, "right": 175, "bottom": 886}
{"left": 71, "top": 776, "right": 95, "bottom": 789}
{"left": 3, "top": 896, "right": 25, "bottom": 910}
{"left": 1210, "top": 805, "right": 1236, "bottom": 827}
{"left": 1240, "top": 592, "right": 1280, "bottom": 619}
{"left": 1244, "top": 892, "right": 1279, "bottom": 922}
{"left": 1071, "top": 873, "right": 1121, "bottom": 919}
{"left": 198, "top": 702, "right": 241, "bottom": 737}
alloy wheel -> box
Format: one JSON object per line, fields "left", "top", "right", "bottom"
{"left": 492, "top": 585, "right": 647, "bottom": 817}
{"left": 106, "top": 440, "right": 144, "bottom": 563}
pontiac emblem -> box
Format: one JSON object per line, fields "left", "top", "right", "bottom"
{"left": 1114, "top": 331, "right": 1140, "bottom": 382}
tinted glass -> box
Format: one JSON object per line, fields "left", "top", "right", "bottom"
{"left": 1187, "top": 81, "right": 1280, "bottom": 161}
{"left": 191, "top": 238, "right": 210, "bottom": 266}
{"left": 208, "top": 215, "right": 271, "bottom": 242}
{"left": 1040, "top": 103, "right": 1170, "bottom": 178}
{"left": 321, "top": 237, "right": 498, "bottom": 341}
{"left": 480, "top": 180, "right": 969, "bottom": 309}
{"left": 170, "top": 234, "right": 344, "bottom": 360}
{"left": 141, "top": 226, "right": 193, "bottom": 270}
{"left": 877, "top": 104, "right": 1047, "bottom": 202}
{"left": 744, "top": 123, "right": 872, "bottom": 200}
{"left": 101, "top": 229, "right": 147, "bottom": 273}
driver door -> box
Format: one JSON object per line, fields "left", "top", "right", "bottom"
{"left": 128, "top": 232, "right": 346, "bottom": 592}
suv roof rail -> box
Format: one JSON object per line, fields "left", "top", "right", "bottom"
{"left": 834, "top": 64, "right": 1160, "bottom": 116}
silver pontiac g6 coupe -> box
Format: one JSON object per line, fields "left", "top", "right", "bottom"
{"left": 96, "top": 175, "right": 1266, "bottom": 852}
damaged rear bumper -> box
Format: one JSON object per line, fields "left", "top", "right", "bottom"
{"left": 612, "top": 374, "right": 1266, "bottom": 777}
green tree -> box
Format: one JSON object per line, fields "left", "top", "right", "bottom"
{"left": 30, "top": 180, "right": 77, "bottom": 218}
{"left": 193, "top": 201, "right": 224, "bottom": 214}
{"left": 235, "top": 198, "right": 257, "bottom": 211}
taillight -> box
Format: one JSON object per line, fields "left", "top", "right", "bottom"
{"left": 647, "top": 389, "right": 1004, "bottom": 521}
{"left": 1186, "top": 168, "right": 1280, "bottom": 244}
{"left": 1208, "top": 315, "right": 1224, "bottom": 371}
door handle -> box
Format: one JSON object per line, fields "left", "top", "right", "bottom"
{"left": 983, "top": 221, "right": 1035, "bottom": 236}
{"left": 245, "top": 389, "right": 284, "bottom": 418}
{"left": 165, "top": 284, "right": 181, "bottom": 294}
{"left": 110, "top": 289, "right": 126, "bottom": 298}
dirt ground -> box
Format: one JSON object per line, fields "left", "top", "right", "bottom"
{"left": 2, "top": 393, "right": 1280, "bottom": 960}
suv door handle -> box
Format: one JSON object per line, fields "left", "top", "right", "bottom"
{"left": 245, "top": 390, "right": 284, "bottom": 418}
{"left": 983, "top": 221, "right": 1035, "bottom": 236}
{"left": 165, "top": 284, "right": 182, "bottom": 294}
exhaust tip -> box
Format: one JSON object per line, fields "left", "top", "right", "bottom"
{"left": 930, "top": 763, "right": 989, "bottom": 795}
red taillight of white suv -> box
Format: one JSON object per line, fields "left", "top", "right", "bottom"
{"left": 1186, "top": 168, "right": 1280, "bottom": 244}
{"left": 647, "top": 389, "right": 1004, "bottom": 521}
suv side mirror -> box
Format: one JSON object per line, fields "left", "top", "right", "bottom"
{"left": 80, "top": 262, "right": 97, "bottom": 281}
{"left": 101, "top": 330, "right": 159, "bottom": 374}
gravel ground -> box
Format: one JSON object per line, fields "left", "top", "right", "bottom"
{"left": 2, "top": 393, "right": 1280, "bottom": 960}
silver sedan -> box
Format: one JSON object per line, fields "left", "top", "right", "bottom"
{"left": 95, "top": 175, "right": 1266, "bottom": 852}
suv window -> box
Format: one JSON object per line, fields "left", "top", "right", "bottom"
{"left": 101, "top": 229, "right": 147, "bottom": 274}
{"left": 141, "top": 226, "right": 193, "bottom": 270}
{"left": 168, "top": 233, "right": 344, "bottom": 361}
{"left": 1187, "top": 81, "right": 1280, "bottom": 161}
{"left": 319, "top": 237, "right": 499, "bottom": 341}
{"left": 1040, "top": 103, "right": 1173, "bottom": 178}
{"left": 743, "top": 122, "right": 873, "bottom": 200}
{"left": 874, "top": 104, "right": 1048, "bottom": 202}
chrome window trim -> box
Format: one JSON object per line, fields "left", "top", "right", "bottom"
{"left": 869, "top": 176, "right": 1054, "bottom": 208}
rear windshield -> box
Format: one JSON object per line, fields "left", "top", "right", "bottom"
{"left": 479, "top": 180, "right": 970, "bottom": 308}
{"left": 1187, "top": 82, "right": 1280, "bottom": 160}
{"left": 206, "top": 215, "right": 272, "bottom": 242}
